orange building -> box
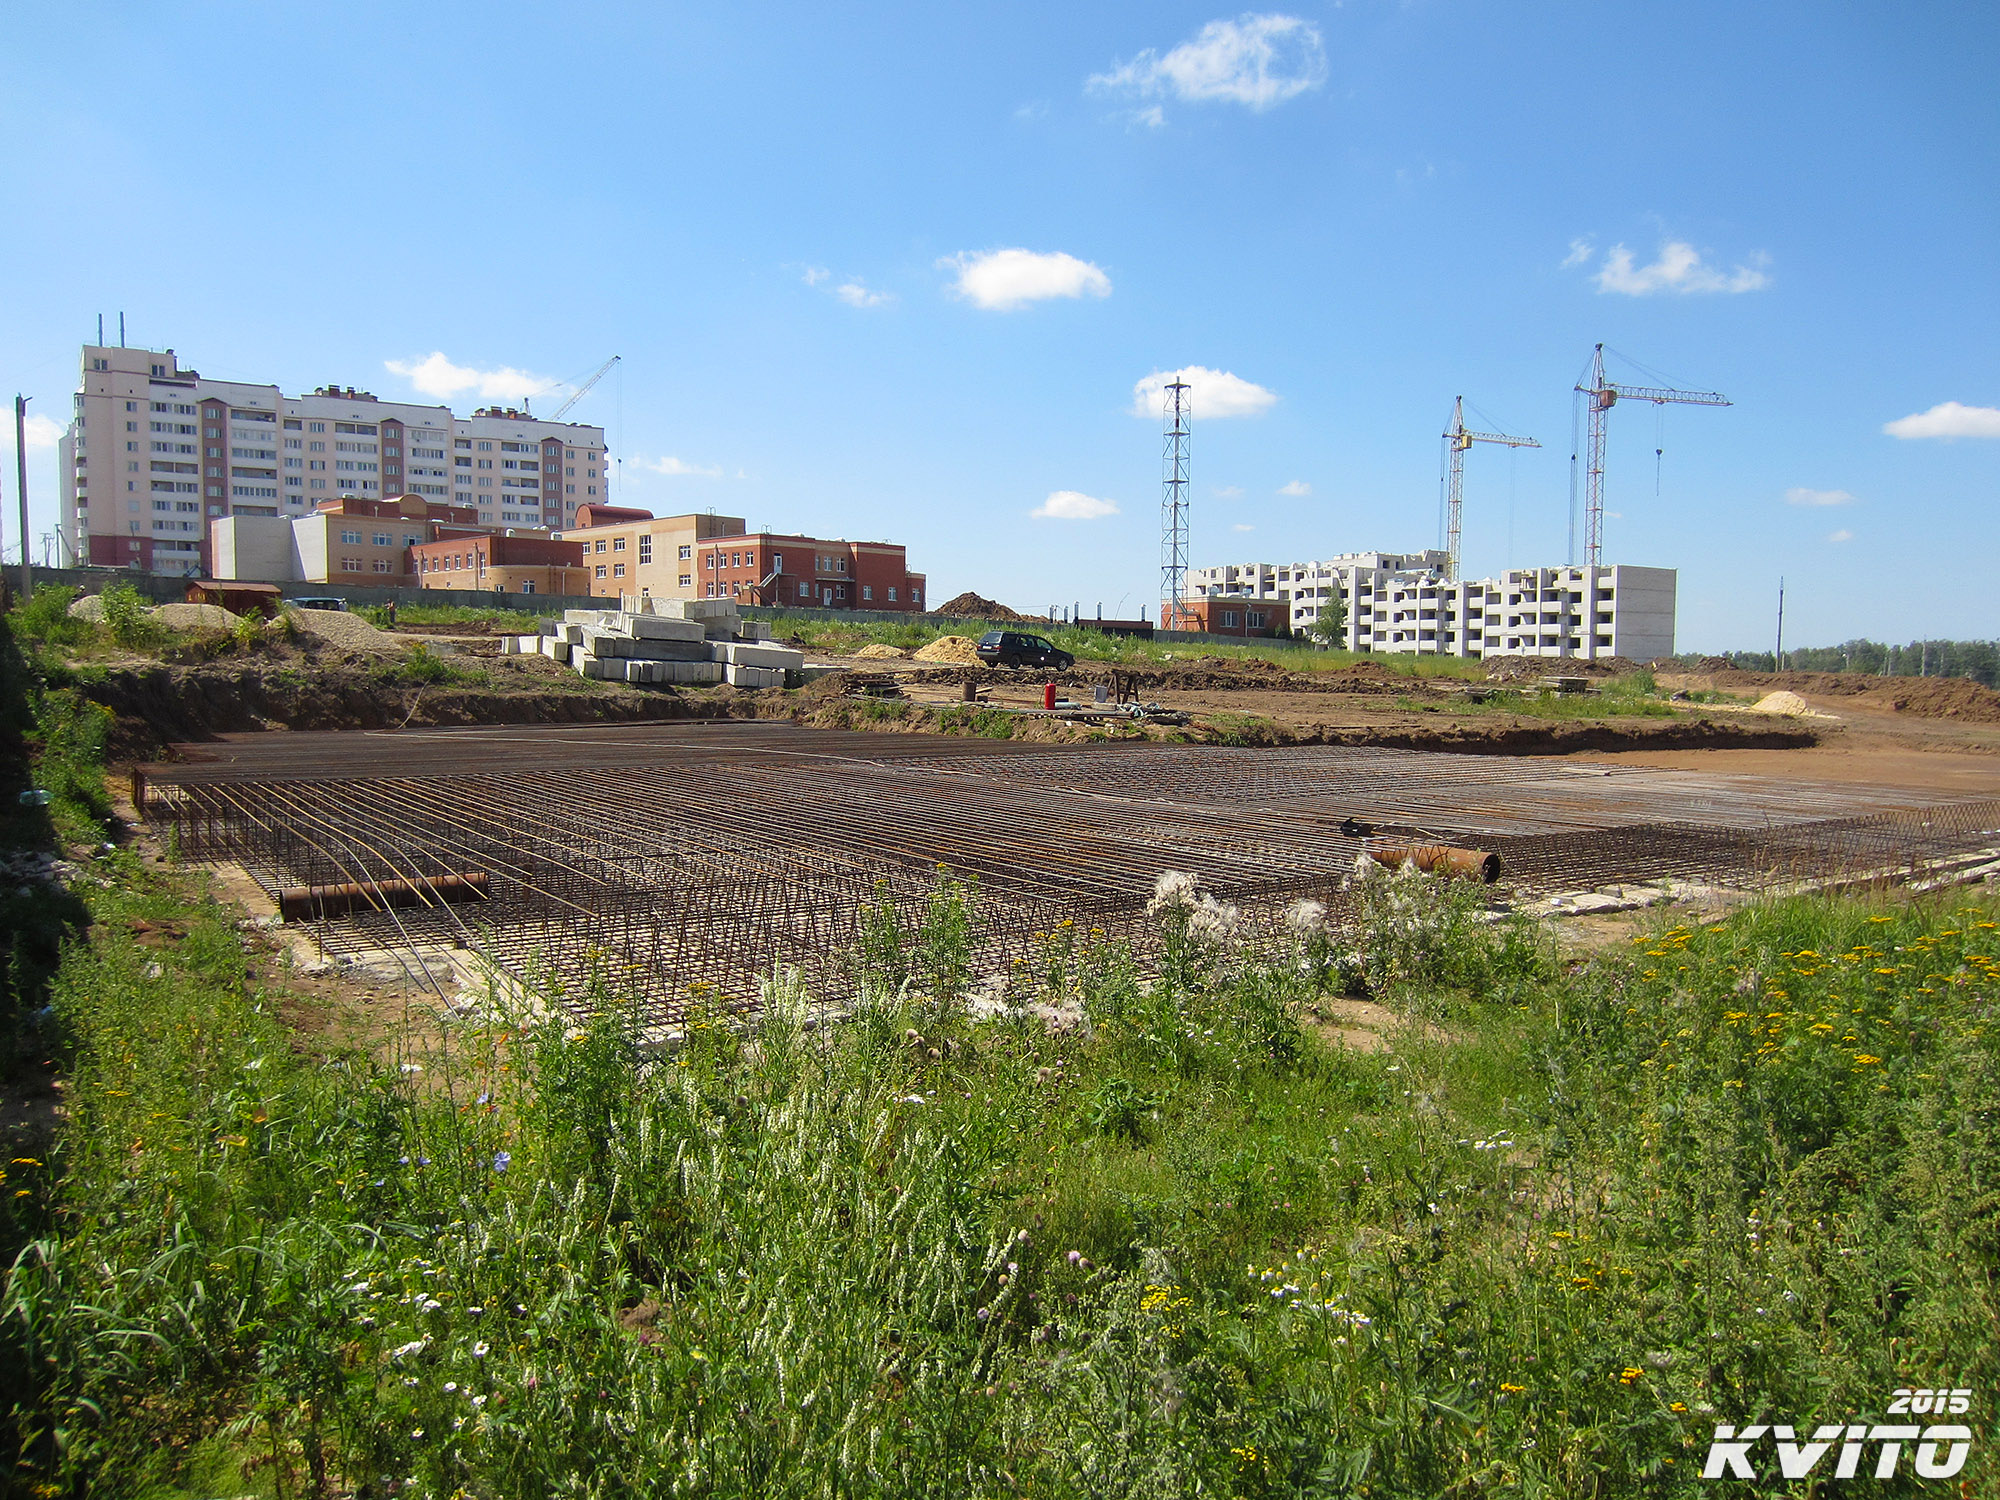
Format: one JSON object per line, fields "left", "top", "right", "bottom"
{"left": 412, "top": 532, "right": 589, "bottom": 596}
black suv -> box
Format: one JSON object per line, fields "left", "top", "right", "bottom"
{"left": 977, "top": 630, "right": 1074, "bottom": 670}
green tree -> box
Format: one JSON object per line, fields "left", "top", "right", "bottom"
{"left": 1303, "top": 595, "right": 1347, "bottom": 650}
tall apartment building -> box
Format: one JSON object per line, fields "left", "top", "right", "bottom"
{"left": 1185, "top": 551, "right": 1676, "bottom": 661}
{"left": 60, "top": 343, "right": 609, "bottom": 576}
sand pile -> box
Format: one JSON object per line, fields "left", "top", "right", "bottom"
{"left": 67, "top": 594, "right": 108, "bottom": 621}
{"left": 288, "top": 607, "right": 404, "bottom": 652}
{"left": 1749, "top": 690, "right": 1828, "bottom": 718}
{"left": 853, "top": 643, "right": 909, "bottom": 659}
{"left": 155, "top": 602, "right": 242, "bottom": 630}
{"left": 912, "top": 635, "right": 983, "bottom": 664}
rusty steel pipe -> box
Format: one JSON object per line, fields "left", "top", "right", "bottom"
{"left": 279, "top": 872, "right": 491, "bottom": 922}
{"left": 1369, "top": 845, "right": 1503, "bottom": 883}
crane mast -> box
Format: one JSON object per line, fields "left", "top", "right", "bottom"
{"left": 1441, "top": 397, "right": 1539, "bottom": 582}
{"left": 1574, "top": 344, "right": 1729, "bottom": 566}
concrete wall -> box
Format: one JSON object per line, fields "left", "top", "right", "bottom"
{"left": 211, "top": 516, "right": 300, "bottom": 582}
{"left": 1609, "top": 565, "right": 1677, "bottom": 662}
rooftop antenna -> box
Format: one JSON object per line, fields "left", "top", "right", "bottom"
{"left": 97, "top": 314, "right": 104, "bottom": 345}
{"left": 1160, "top": 377, "right": 1191, "bottom": 630}
{"left": 119, "top": 312, "right": 125, "bottom": 347}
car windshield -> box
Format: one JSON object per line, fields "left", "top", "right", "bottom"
{"left": 1031, "top": 637, "right": 1052, "bottom": 651}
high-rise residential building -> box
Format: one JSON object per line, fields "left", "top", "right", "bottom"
{"left": 1182, "top": 551, "right": 1676, "bottom": 661}
{"left": 59, "top": 342, "right": 610, "bottom": 575}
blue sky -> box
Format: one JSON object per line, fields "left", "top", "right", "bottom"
{"left": 2, "top": 2, "right": 1995, "bottom": 649}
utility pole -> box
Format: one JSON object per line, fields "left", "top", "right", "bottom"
{"left": 14, "top": 396, "right": 31, "bottom": 602}
{"left": 1774, "top": 576, "right": 1784, "bottom": 671}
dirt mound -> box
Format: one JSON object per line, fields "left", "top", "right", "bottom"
{"left": 935, "top": 591, "right": 1022, "bottom": 621}
{"left": 913, "top": 635, "right": 983, "bottom": 664}
{"left": 852, "top": 643, "right": 909, "bottom": 659}
{"left": 155, "top": 602, "right": 242, "bottom": 630}
{"left": 68, "top": 594, "right": 108, "bottom": 621}
{"left": 287, "top": 608, "right": 404, "bottom": 653}
{"left": 1483, "top": 655, "right": 1639, "bottom": 684}
{"left": 1704, "top": 666, "right": 2000, "bottom": 723}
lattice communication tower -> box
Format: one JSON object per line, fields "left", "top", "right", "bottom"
{"left": 1159, "top": 378, "right": 1192, "bottom": 630}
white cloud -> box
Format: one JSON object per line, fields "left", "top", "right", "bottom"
{"left": 1214, "top": 484, "right": 1245, "bottom": 499}
{"left": 384, "top": 351, "right": 550, "bottom": 401}
{"left": 1232, "top": 523, "right": 1255, "bottom": 532}
{"left": 1130, "top": 365, "right": 1278, "bottom": 420}
{"left": 1588, "top": 241, "right": 1770, "bottom": 295}
{"left": 1091, "top": 14, "right": 1327, "bottom": 113}
{"left": 1560, "top": 238, "right": 1594, "bottom": 270}
{"left": 1785, "top": 487, "right": 1853, "bottom": 507}
{"left": 1032, "top": 489, "right": 1120, "bottom": 520}
{"left": 1827, "top": 528, "right": 1854, "bottom": 543}
{"left": 1883, "top": 401, "right": 2000, "bottom": 439}
{"left": 802, "top": 266, "right": 830, "bottom": 286}
{"left": 942, "top": 249, "right": 1111, "bottom": 311}
{"left": 644, "top": 456, "right": 724, "bottom": 479}
{"left": 835, "top": 280, "right": 894, "bottom": 308}
{"left": 1134, "top": 105, "right": 1166, "bottom": 129}
{"left": 2, "top": 413, "right": 63, "bottom": 451}
{"left": 1277, "top": 479, "right": 1310, "bottom": 496}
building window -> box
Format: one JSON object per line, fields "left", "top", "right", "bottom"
{"left": 612, "top": 537, "right": 626, "bottom": 552}
{"left": 341, "top": 530, "right": 362, "bottom": 544}
{"left": 678, "top": 544, "right": 692, "bottom": 560}
{"left": 520, "top": 580, "right": 536, "bottom": 594}
{"left": 638, "top": 536, "right": 651, "bottom": 563}
{"left": 612, "top": 563, "right": 625, "bottom": 579}
{"left": 679, "top": 574, "right": 692, "bottom": 587}
{"left": 371, "top": 533, "right": 391, "bottom": 546}
{"left": 372, "top": 559, "right": 392, "bottom": 574}
{"left": 595, "top": 565, "right": 606, "bottom": 579}
{"left": 862, "top": 585, "right": 873, "bottom": 601}
{"left": 888, "top": 586, "right": 898, "bottom": 601}
{"left": 341, "top": 558, "right": 363, "bottom": 572}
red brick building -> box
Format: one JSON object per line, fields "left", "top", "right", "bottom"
{"left": 412, "top": 532, "right": 589, "bottom": 596}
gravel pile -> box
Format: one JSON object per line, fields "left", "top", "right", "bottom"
{"left": 156, "top": 602, "right": 242, "bottom": 629}
{"left": 67, "top": 595, "right": 107, "bottom": 621}
{"left": 852, "top": 643, "right": 909, "bottom": 659}
{"left": 288, "top": 608, "right": 405, "bottom": 652}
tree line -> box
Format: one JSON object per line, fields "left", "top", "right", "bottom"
{"left": 1720, "top": 638, "right": 1999, "bottom": 687}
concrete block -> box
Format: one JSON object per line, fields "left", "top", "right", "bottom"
{"left": 581, "top": 627, "right": 637, "bottom": 657}
{"left": 517, "top": 634, "right": 545, "bottom": 653}
{"left": 625, "top": 614, "right": 706, "bottom": 642}
{"left": 562, "top": 609, "right": 613, "bottom": 626}
{"left": 624, "top": 659, "right": 669, "bottom": 684}
{"left": 727, "top": 663, "right": 786, "bottom": 689}
{"left": 557, "top": 622, "right": 585, "bottom": 644}
{"left": 630, "top": 637, "right": 710, "bottom": 662}
{"left": 541, "top": 638, "right": 573, "bottom": 663}
{"left": 734, "top": 620, "right": 773, "bottom": 642}
{"left": 667, "top": 660, "right": 725, "bottom": 685}
{"left": 710, "top": 640, "right": 806, "bottom": 670}
{"left": 577, "top": 656, "right": 624, "bottom": 681}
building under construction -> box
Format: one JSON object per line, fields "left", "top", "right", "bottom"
{"left": 137, "top": 721, "right": 2000, "bottom": 1034}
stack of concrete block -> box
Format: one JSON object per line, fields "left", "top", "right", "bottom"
{"left": 526, "top": 604, "right": 803, "bottom": 687}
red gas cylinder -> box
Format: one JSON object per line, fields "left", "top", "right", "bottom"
{"left": 1043, "top": 683, "right": 1058, "bottom": 710}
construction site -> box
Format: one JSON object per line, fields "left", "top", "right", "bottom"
{"left": 133, "top": 717, "right": 2000, "bottom": 1035}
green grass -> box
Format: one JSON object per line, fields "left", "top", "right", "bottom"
{"left": 357, "top": 604, "right": 549, "bottom": 631}
{"left": 3, "top": 641, "right": 1995, "bottom": 1494}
